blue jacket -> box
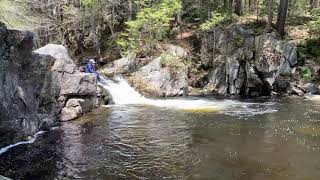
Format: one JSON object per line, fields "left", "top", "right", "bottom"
{"left": 85, "top": 63, "right": 96, "bottom": 73}
{"left": 85, "top": 62, "right": 100, "bottom": 81}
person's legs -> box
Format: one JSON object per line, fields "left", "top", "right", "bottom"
{"left": 96, "top": 72, "right": 101, "bottom": 81}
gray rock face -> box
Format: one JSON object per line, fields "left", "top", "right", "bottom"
{"left": 97, "top": 84, "right": 113, "bottom": 105}
{"left": 304, "top": 83, "right": 320, "bottom": 94}
{"left": 0, "top": 24, "right": 58, "bottom": 147}
{"left": 101, "top": 54, "right": 150, "bottom": 76}
{"left": 60, "top": 97, "right": 96, "bottom": 121}
{"left": 60, "top": 73, "right": 97, "bottom": 96}
{"left": 0, "top": 24, "right": 97, "bottom": 147}
{"left": 102, "top": 45, "right": 189, "bottom": 97}
{"left": 200, "top": 25, "right": 299, "bottom": 96}
{"left": 130, "top": 57, "right": 188, "bottom": 97}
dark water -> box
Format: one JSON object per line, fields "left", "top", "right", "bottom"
{"left": 2, "top": 97, "right": 320, "bottom": 180}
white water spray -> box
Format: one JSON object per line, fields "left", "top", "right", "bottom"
{"left": 0, "top": 131, "right": 46, "bottom": 155}
{"left": 99, "top": 76, "right": 277, "bottom": 114}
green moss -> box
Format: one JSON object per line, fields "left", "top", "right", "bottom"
{"left": 0, "top": 0, "right": 31, "bottom": 29}
{"left": 234, "top": 35, "right": 244, "bottom": 48}
{"left": 160, "top": 52, "right": 189, "bottom": 77}
{"left": 302, "top": 67, "right": 315, "bottom": 82}
{"left": 297, "top": 38, "right": 320, "bottom": 58}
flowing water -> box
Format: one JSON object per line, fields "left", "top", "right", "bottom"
{"left": 1, "top": 77, "right": 320, "bottom": 180}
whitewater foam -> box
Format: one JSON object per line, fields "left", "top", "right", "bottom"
{"left": 99, "top": 76, "right": 278, "bottom": 116}
{"left": 0, "top": 131, "right": 45, "bottom": 155}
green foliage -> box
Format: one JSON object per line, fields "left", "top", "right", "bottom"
{"left": 246, "top": 20, "right": 267, "bottom": 35}
{"left": 308, "top": 8, "right": 320, "bottom": 37}
{"left": 297, "top": 39, "right": 320, "bottom": 58}
{"left": 160, "top": 52, "right": 190, "bottom": 76}
{"left": 200, "top": 12, "right": 238, "bottom": 31}
{"left": 118, "top": 0, "right": 182, "bottom": 55}
{"left": 234, "top": 35, "right": 244, "bottom": 48}
{"left": 82, "top": 0, "right": 97, "bottom": 7}
{"left": 302, "top": 67, "right": 315, "bottom": 81}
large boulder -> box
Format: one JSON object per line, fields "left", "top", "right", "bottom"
{"left": 34, "top": 44, "right": 71, "bottom": 60}
{"left": 101, "top": 54, "right": 150, "bottom": 76}
{"left": 60, "top": 97, "right": 96, "bottom": 121}
{"left": 60, "top": 73, "right": 97, "bottom": 96}
{"left": 35, "top": 44, "right": 76, "bottom": 74}
{"left": 207, "top": 55, "right": 228, "bottom": 94}
{"left": 303, "top": 83, "right": 320, "bottom": 94}
{"left": 130, "top": 57, "right": 188, "bottom": 97}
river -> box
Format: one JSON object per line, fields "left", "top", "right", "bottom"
{"left": 1, "top": 78, "right": 320, "bottom": 179}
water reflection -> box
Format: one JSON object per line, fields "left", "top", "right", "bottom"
{"left": 2, "top": 97, "right": 320, "bottom": 179}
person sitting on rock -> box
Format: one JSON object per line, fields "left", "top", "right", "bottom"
{"left": 85, "top": 59, "right": 100, "bottom": 81}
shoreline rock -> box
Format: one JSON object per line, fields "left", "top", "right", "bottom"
{"left": 0, "top": 23, "right": 99, "bottom": 147}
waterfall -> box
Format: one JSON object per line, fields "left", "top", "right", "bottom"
{"left": 98, "top": 76, "right": 278, "bottom": 115}
{"left": 100, "top": 76, "right": 148, "bottom": 105}
{"left": 99, "top": 76, "right": 224, "bottom": 110}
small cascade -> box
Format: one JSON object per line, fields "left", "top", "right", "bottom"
{"left": 98, "top": 76, "right": 278, "bottom": 115}
{"left": 100, "top": 76, "right": 148, "bottom": 104}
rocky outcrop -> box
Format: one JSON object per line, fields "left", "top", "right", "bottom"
{"left": 60, "top": 97, "right": 96, "bottom": 121}
{"left": 101, "top": 54, "right": 150, "bottom": 76}
{"left": 0, "top": 23, "right": 57, "bottom": 147}
{"left": 35, "top": 45, "right": 98, "bottom": 122}
{"left": 0, "top": 23, "right": 97, "bottom": 147}
{"left": 198, "top": 25, "right": 302, "bottom": 96}
{"left": 97, "top": 84, "right": 113, "bottom": 105}
{"left": 102, "top": 44, "right": 189, "bottom": 97}
{"left": 129, "top": 57, "right": 188, "bottom": 97}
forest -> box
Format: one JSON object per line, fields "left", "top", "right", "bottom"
{"left": 1, "top": 0, "right": 320, "bottom": 63}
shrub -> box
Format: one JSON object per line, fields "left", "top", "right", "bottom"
{"left": 200, "top": 11, "right": 238, "bottom": 31}
{"left": 117, "top": 0, "right": 182, "bottom": 56}
{"left": 302, "top": 67, "right": 315, "bottom": 81}
{"left": 160, "top": 52, "right": 190, "bottom": 77}
{"left": 297, "top": 38, "right": 320, "bottom": 58}
{"left": 308, "top": 8, "right": 320, "bottom": 37}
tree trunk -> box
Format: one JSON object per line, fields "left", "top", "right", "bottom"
{"left": 256, "top": 0, "right": 259, "bottom": 20}
{"left": 229, "top": 0, "right": 234, "bottom": 10}
{"left": 235, "top": 0, "right": 242, "bottom": 15}
{"left": 276, "top": 0, "right": 289, "bottom": 37}
{"left": 128, "top": 0, "right": 132, "bottom": 21}
{"left": 266, "top": 0, "right": 273, "bottom": 31}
